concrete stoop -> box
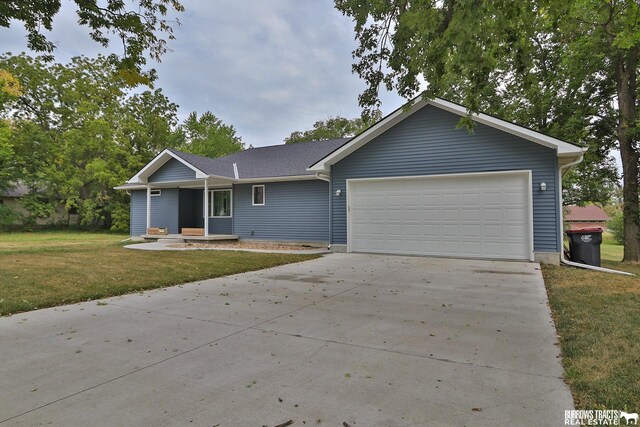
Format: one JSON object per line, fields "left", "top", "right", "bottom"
{"left": 157, "top": 238, "right": 186, "bottom": 244}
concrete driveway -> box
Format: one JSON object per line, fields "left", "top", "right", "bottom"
{"left": 0, "top": 254, "right": 572, "bottom": 426}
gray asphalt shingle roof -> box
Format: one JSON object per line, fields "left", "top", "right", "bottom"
{"left": 168, "top": 138, "right": 349, "bottom": 179}
{"left": 166, "top": 149, "right": 236, "bottom": 178}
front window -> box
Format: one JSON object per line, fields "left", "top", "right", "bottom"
{"left": 252, "top": 185, "right": 265, "bottom": 206}
{"left": 209, "top": 189, "right": 232, "bottom": 217}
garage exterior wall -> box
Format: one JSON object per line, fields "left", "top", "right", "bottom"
{"left": 233, "top": 180, "right": 330, "bottom": 242}
{"left": 330, "top": 105, "right": 560, "bottom": 253}
{"left": 129, "top": 188, "right": 180, "bottom": 236}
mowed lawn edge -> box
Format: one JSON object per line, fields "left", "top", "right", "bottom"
{"left": 0, "top": 232, "right": 319, "bottom": 316}
{"left": 542, "top": 234, "right": 640, "bottom": 410}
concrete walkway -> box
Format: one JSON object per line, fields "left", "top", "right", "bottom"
{"left": 0, "top": 254, "right": 572, "bottom": 426}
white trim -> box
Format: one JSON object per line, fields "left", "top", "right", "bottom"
{"left": 150, "top": 189, "right": 161, "bottom": 197}
{"left": 346, "top": 170, "right": 534, "bottom": 261}
{"left": 114, "top": 185, "right": 147, "bottom": 190}
{"left": 118, "top": 174, "right": 323, "bottom": 190}
{"left": 308, "top": 97, "right": 584, "bottom": 172}
{"left": 252, "top": 184, "right": 265, "bottom": 206}
{"left": 526, "top": 171, "right": 535, "bottom": 260}
{"left": 236, "top": 175, "right": 320, "bottom": 183}
{"left": 128, "top": 149, "right": 210, "bottom": 184}
{"left": 315, "top": 173, "right": 330, "bottom": 182}
{"left": 233, "top": 163, "right": 239, "bottom": 180}
{"left": 209, "top": 188, "right": 233, "bottom": 218}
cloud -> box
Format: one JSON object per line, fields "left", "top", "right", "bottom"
{"left": 1, "top": 0, "right": 406, "bottom": 147}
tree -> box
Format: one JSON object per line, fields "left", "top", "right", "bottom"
{"left": 0, "top": 53, "right": 180, "bottom": 230}
{"left": 285, "top": 111, "right": 382, "bottom": 144}
{"left": 0, "top": 0, "right": 184, "bottom": 84}
{"left": 0, "top": 70, "right": 20, "bottom": 192}
{"left": 177, "top": 111, "right": 244, "bottom": 158}
{"left": 335, "top": 0, "right": 640, "bottom": 261}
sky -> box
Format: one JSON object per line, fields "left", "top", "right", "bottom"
{"left": 0, "top": 0, "right": 405, "bottom": 147}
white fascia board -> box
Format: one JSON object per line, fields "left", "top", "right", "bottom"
{"left": 308, "top": 96, "right": 584, "bottom": 171}
{"left": 114, "top": 185, "right": 147, "bottom": 190}
{"left": 127, "top": 149, "right": 209, "bottom": 184}
{"left": 235, "top": 175, "right": 321, "bottom": 184}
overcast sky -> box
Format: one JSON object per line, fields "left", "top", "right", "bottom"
{"left": 1, "top": 0, "right": 406, "bottom": 147}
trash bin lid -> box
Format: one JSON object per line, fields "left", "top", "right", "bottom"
{"left": 565, "top": 227, "right": 603, "bottom": 234}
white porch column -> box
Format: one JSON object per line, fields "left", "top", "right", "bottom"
{"left": 146, "top": 184, "right": 151, "bottom": 233}
{"left": 203, "top": 179, "right": 209, "bottom": 236}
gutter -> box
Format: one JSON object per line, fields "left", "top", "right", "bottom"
{"left": 315, "top": 173, "right": 330, "bottom": 182}
{"left": 558, "top": 153, "right": 634, "bottom": 276}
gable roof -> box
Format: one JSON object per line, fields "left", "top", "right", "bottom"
{"left": 565, "top": 205, "right": 611, "bottom": 222}
{"left": 125, "top": 138, "right": 349, "bottom": 185}
{"left": 308, "top": 97, "right": 586, "bottom": 173}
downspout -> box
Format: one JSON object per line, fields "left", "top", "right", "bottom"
{"left": 558, "top": 153, "right": 633, "bottom": 276}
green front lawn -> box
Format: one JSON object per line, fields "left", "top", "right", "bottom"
{"left": 543, "top": 232, "right": 640, "bottom": 410}
{"left": 0, "top": 231, "right": 318, "bottom": 315}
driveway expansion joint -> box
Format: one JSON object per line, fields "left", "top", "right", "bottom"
{"left": 251, "top": 327, "right": 564, "bottom": 381}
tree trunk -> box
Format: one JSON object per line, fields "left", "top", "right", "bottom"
{"left": 616, "top": 49, "right": 640, "bottom": 261}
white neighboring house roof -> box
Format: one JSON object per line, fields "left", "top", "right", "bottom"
{"left": 308, "top": 97, "right": 587, "bottom": 173}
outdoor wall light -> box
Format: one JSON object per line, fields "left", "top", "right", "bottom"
{"left": 335, "top": 189, "right": 342, "bottom": 197}
{"left": 540, "top": 182, "right": 547, "bottom": 191}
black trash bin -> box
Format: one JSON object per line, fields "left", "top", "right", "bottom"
{"left": 566, "top": 228, "right": 603, "bottom": 267}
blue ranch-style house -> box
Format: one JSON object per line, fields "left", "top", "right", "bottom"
{"left": 117, "top": 97, "right": 585, "bottom": 264}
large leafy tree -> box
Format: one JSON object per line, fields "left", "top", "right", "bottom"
{"left": 0, "top": 0, "right": 184, "bottom": 84}
{"left": 335, "top": 0, "right": 640, "bottom": 261}
{"left": 176, "top": 111, "right": 244, "bottom": 158}
{"left": 284, "top": 111, "right": 382, "bottom": 144}
{"left": 0, "top": 53, "right": 179, "bottom": 230}
{"left": 0, "top": 69, "right": 21, "bottom": 192}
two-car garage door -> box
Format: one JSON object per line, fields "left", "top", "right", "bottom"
{"left": 347, "top": 171, "right": 533, "bottom": 261}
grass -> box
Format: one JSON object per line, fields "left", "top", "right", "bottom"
{"left": 543, "top": 232, "right": 640, "bottom": 410}
{"left": 0, "top": 231, "right": 319, "bottom": 316}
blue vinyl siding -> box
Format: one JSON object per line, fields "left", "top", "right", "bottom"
{"left": 331, "top": 105, "right": 560, "bottom": 252}
{"left": 149, "top": 158, "right": 196, "bottom": 182}
{"left": 130, "top": 190, "right": 146, "bottom": 236}
{"left": 209, "top": 217, "right": 232, "bottom": 234}
{"left": 129, "top": 188, "right": 180, "bottom": 235}
{"left": 233, "top": 180, "right": 329, "bottom": 242}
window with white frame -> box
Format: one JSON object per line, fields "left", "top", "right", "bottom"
{"left": 209, "top": 189, "right": 232, "bottom": 217}
{"left": 252, "top": 185, "right": 265, "bottom": 206}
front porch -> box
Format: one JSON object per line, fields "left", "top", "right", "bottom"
{"left": 141, "top": 233, "right": 239, "bottom": 244}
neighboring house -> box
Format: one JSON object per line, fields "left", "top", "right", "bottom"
{"left": 0, "top": 182, "right": 73, "bottom": 225}
{"left": 117, "top": 97, "right": 585, "bottom": 264}
{"left": 564, "top": 205, "right": 610, "bottom": 230}
{"left": 0, "top": 183, "right": 29, "bottom": 220}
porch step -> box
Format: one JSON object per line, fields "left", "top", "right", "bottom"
{"left": 157, "top": 238, "right": 186, "bottom": 244}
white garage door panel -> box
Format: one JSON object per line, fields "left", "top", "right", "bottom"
{"left": 347, "top": 172, "right": 532, "bottom": 260}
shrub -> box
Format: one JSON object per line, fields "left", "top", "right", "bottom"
{"left": 608, "top": 212, "right": 624, "bottom": 245}
{"left": 0, "top": 203, "right": 20, "bottom": 230}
